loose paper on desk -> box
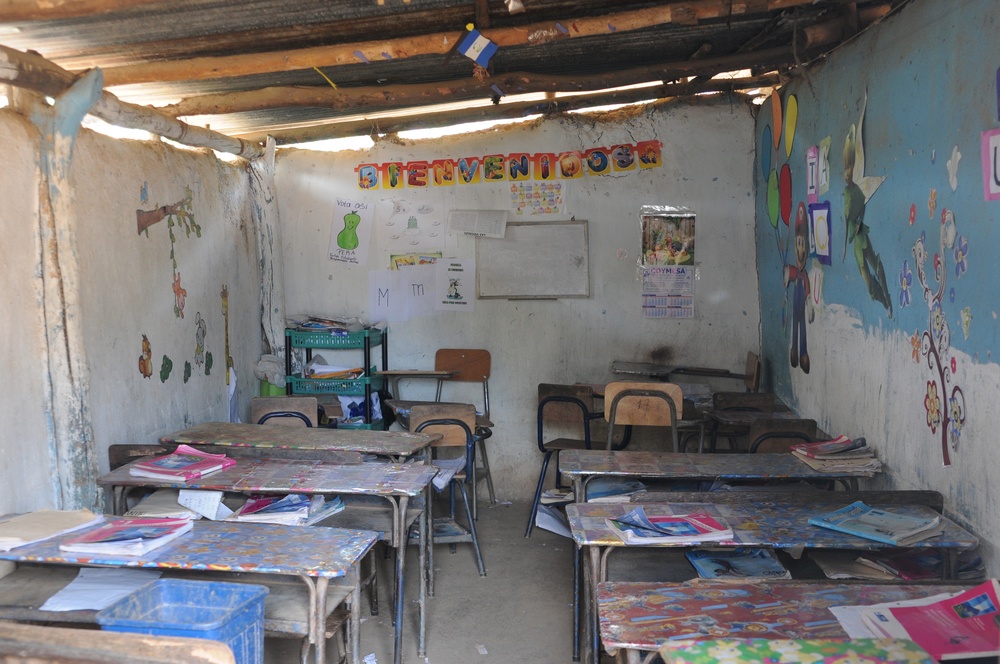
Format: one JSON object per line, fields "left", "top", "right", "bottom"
{"left": 39, "top": 568, "right": 162, "bottom": 611}
{"left": 447, "top": 209, "right": 507, "bottom": 238}
{"left": 178, "top": 489, "right": 233, "bottom": 520}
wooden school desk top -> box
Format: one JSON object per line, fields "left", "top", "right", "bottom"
{"left": 598, "top": 580, "right": 970, "bottom": 656}
{"left": 101, "top": 457, "right": 439, "bottom": 497}
{"left": 161, "top": 421, "right": 439, "bottom": 457}
{"left": 558, "top": 449, "right": 878, "bottom": 481}
{"left": 566, "top": 500, "right": 978, "bottom": 551}
{"left": 0, "top": 519, "right": 376, "bottom": 578}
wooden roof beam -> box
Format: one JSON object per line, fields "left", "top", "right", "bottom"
{"left": 0, "top": 0, "right": 164, "bottom": 22}
{"left": 235, "top": 72, "right": 781, "bottom": 146}
{"left": 0, "top": 44, "right": 263, "bottom": 159}
{"left": 161, "top": 44, "right": 810, "bottom": 118}
{"left": 95, "top": 0, "right": 860, "bottom": 87}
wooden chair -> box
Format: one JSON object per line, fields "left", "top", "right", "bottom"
{"left": 409, "top": 403, "right": 486, "bottom": 577}
{"left": 250, "top": 396, "right": 318, "bottom": 427}
{"left": 603, "top": 381, "right": 684, "bottom": 453}
{"left": 433, "top": 349, "right": 496, "bottom": 510}
{"left": 525, "top": 384, "right": 604, "bottom": 538}
{"left": 709, "top": 391, "right": 788, "bottom": 452}
{"left": 747, "top": 417, "right": 818, "bottom": 453}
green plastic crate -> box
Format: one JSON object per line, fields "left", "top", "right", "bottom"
{"left": 286, "top": 328, "right": 383, "bottom": 349}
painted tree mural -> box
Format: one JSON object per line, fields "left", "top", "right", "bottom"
{"left": 908, "top": 208, "right": 966, "bottom": 466}
{"left": 136, "top": 186, "right": 199, "bottom": 318}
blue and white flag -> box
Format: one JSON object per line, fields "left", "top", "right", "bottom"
{"left": 458, "top": 28, "right": 497, "bottom": 68}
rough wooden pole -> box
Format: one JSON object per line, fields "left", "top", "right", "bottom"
{"left": 0, "top": 0, "right": 164, "bottom": 21}
{"left": 0, "top": 44, "right": 264, "bottom": 159}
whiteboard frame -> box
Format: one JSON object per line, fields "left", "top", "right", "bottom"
{"left": 475, "top": 220, "right": 590, "bottom": 299}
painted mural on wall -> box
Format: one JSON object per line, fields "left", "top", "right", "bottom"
{"left": 842, "top": 96, "right": 891, "bottom": 317}
{"left": 136, "top": 185, "right": 199, "bottom": 319}
{"left": 762, "top": 91, "right": 820, "bottom": 375}
{"left": 899, "top": 202, "right": 968, "bottom": 468}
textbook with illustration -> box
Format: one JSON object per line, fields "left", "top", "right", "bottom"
{"left": 59, "top": 517, "right": 193, "bottom": 555}
{"left": 807, "top": 501, "right": 942, "bottom": 546}
{"left": 606, "top": 506, "right": 732, "bottom": 545}
{"left": 128, "top": 445, "right": 235, "bottom": 481}
{"left": 790, "top": 436, "right": 872, "bottom": 459}
{"left": 861, "top": 579, "right": 1000, "bottom": 660}
{"left": 685, "top": 547, "right": 790, "bottom": 579}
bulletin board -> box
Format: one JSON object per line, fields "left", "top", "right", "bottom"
{"left": 476, "top": 220, "right": 589, "bottom": 299}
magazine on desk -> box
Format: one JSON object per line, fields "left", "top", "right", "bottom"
{"left": 685, "top": 547, "right": 791, "bottom": 579}
{"left": 807, "top": 501, "right": 943, "bottom": 546}
{"left": 59, "top": 517, "right": 193, "bottom": 555}
{"left": 790, "top": 436, "right": 872, "bottom": 459}
{"left": 606, "top": 506, "right": 732, "bottom": 545}
{"left": 128, "top": 444, "right": 235, "bottom": 482}
{"left": 791, "top": 452, "right": 882, "bottom": 473}
{"left": 861, "top": 579, "right": 1000, "bottom": 660}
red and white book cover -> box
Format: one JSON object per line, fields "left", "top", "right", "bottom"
{"left": 129, "top": 444, "right": 234, "bottom": 481}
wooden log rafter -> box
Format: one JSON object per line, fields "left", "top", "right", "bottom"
{"left": 162, "top": 40, "right": 824, "bottom": 121}
{"left": 92, "top": 0, "right": 864, "bottom": 88}
{"left": 0, "top": 0, "right": 165, "bottom": 22}
{"left": 0, "top": 44, "right": 263, "bottom": 158}
{"left": 234, "top": 71, "right": 785, "bottom": 146}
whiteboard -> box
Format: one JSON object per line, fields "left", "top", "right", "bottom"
{"left": 476, "top": 220, "right": 589, "bottom": 299}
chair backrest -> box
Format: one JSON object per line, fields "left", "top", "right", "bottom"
{"left": 251, "top": 396, "right": 318, "bottom": 427}
{"left": 744, "top": 351, "right": 761, "bottom": 392}
{"left": 603, "top": 381, "right": 683, "bottom": 451}
{"left": 434, "top": 349, "right": 491, "bottom": 416}
{"left": 537, "top": 383, "right": 597, "bottom": 452}
{"left": 409, "top": 403, "right": 478, "bottom": 448}
{"left": 747, "top": 417, "right": 817, "bottom": 453}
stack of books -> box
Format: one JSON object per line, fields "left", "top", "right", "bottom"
{"left": 606, "top": 506, "right": 732, "bottom": 545}
{"left": 807, "top": 501, "right": 943, "bottom": 546}
{"left": 128, "top": 445, "right": 235, "bottom": 482}
{"left": 287, "top": 314, "right": 364, "bottom": 334}
{"left": 858, "top": 579, "right": 1000, "bottom": 660}
{"left": 228, "top": 494, "right": 345, "bottom": 526}
{"left": 790, "top": 436, "right": 882, "bottom": 472}
{"left": 58, "top": 517, "right": 193, "bottom": 556}
{"left": 855, "top": 548, "right": 985, "bottom": 581}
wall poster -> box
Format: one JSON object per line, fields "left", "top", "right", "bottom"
{"left": 639, "top": 205, "right": 695, "bottom": 267}
{"left": 641, "top": 266, "right": 694, "bottom": 318}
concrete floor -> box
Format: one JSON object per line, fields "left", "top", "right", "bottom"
{"left": 267, "top": 498, "right": 585, "bottom": 664}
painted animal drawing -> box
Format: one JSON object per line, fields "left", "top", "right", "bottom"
{"left": 842, "top": 95, "right": 891, "bottom": 316}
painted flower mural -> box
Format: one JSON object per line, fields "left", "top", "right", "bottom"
{"left": 898, "top": 261, "right": 912, "bottom": 308}
{"left": 954, "top": 235, "right": 968, "bottom": 278}
{"left": 911, "top": 208, "right": 966, "bottom": 465}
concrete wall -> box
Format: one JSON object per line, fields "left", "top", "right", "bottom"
{"left": 277, "top": 100, "right": 760, "bottom": 496}
{"left": 0, "top": 108, "right": 262, "bottom": 514}
{"left": 755, "top": 0, "right": 1000, "bottom": 574}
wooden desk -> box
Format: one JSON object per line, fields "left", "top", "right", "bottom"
{"left": 612, "top": 361, "right": 738, "bottom": 381}
{"left": 0, "top": 619, "right": 237, "bottom": 663}
{"left": 378, "top": 369, "right": 454, "bottom": 399}
{"left": 597, "top": 580, "right": 969, "bottom": 664}
{"left": 559, "top": 450, "right": 876, "bottom": 501}
{"left": 0, "top": 520, "right": 376, "bottom": 664}
{"left": 161, "top": 421, "right": 439, "bottom": 460}
{"left": 386, "top": 399, "right": 494, "bottom": 430}
{"left": 99, "top": 458, "right": 438, "bottom": 664}
{"left": 569, "top": 500, "right": 977, "bottom": 664}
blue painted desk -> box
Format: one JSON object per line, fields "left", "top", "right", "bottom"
{"left": 100, "top": 458, "right": 438, "bottom": 664}
{"left": 0, "top": 520, "right": 375, "bottom": 664}
{"left": 569, "top": 499, "right": 978, "bottom": 664}
{"left": 597, "top": 580, "right": 969, "bottom": 664}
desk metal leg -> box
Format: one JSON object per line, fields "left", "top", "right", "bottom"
{"left": 418, "top": 487, "right": 428, "bottom": 657}
{"left": 392, "top": 495, "right": 409, "bottom": 664}
{"left": 572, "top": 543, "right": 581, "bottom": 662}
{"left": 585, "top": 546, "right": 601, "bottom": 664}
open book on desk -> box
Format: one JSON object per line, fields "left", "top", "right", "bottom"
{"left": 606, "top": 506, "right": 732, "bottom": 545}
{"left": 807, "top": 501, "right": 942, "bottom": 546}
{"left": 861, "top": 579, "right": 1000, "bottom": 660}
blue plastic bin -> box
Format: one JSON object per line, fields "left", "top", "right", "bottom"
{"left": 96, "top": 579, "right": 268, "bottom": 664}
